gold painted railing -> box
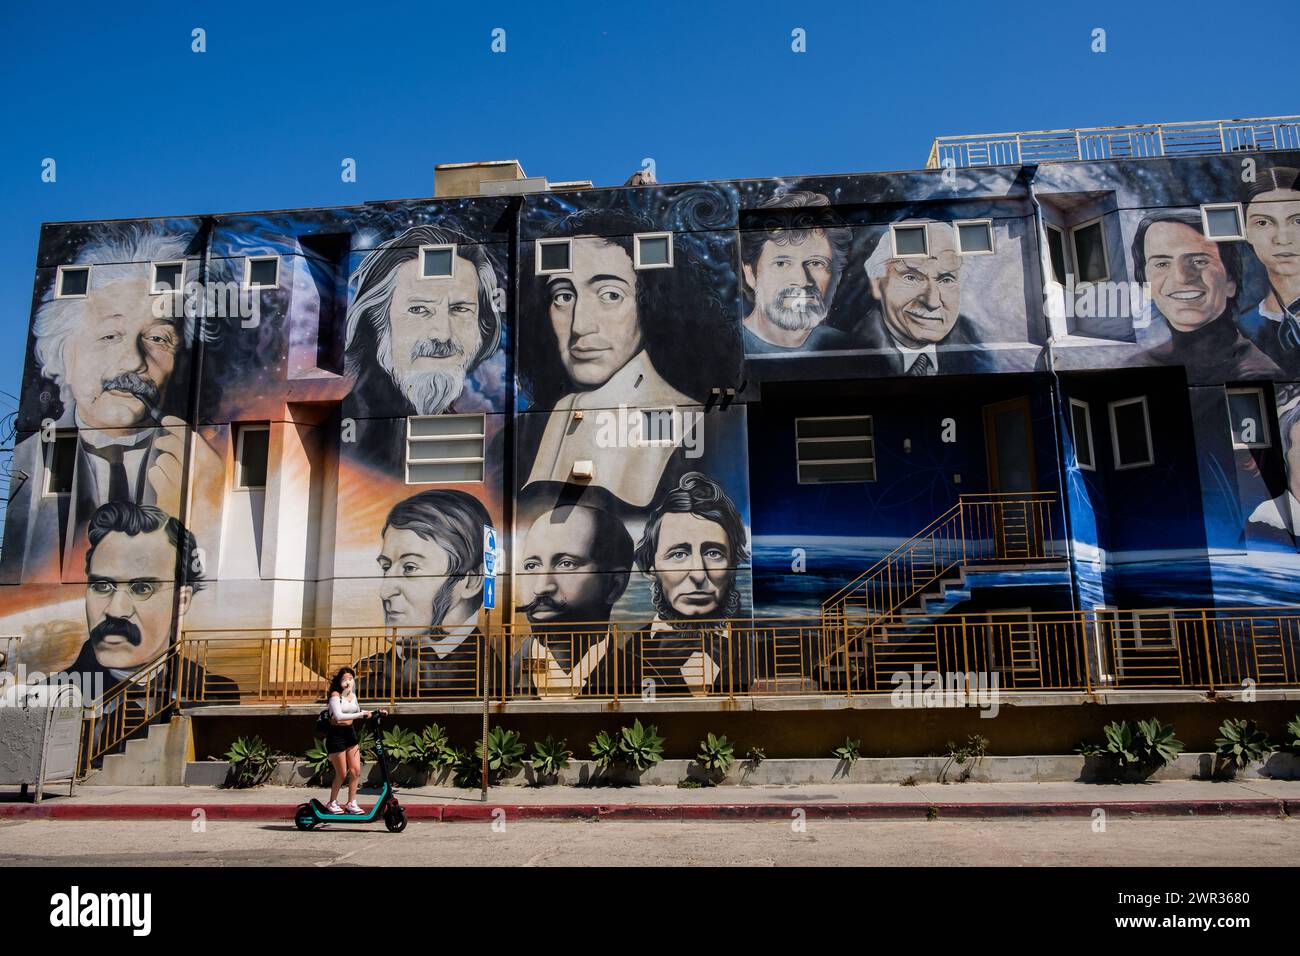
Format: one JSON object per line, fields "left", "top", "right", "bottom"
{"left": 820, "top": 492, "right": 1061, "bottom": 633}
{"left": 78, "top": 642, "right": 185, "bottom": 775}
{"left": 172, "top": 606, "right": 1300, "bottom": 706}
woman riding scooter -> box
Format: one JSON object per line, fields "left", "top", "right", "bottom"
{"left": 325, "top": 667, "right": 374, "bottom": 814}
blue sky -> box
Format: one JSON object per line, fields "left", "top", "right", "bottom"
{"left": 0, "top": 0, "right": 1295, "bottom": 411}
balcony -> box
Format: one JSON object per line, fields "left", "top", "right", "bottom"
{"left": 926, "top": 115, "right": 1300, "bottom": 170}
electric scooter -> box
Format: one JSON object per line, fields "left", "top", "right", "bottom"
{"left": 295, "top": 710, "right": 407, "bottom": 833}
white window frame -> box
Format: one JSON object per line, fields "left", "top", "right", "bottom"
{"left": 1045, "top": 223, "right": 1071, "bottom": 284}
{"left": 890, "top": 222, "right": 929, "bottom": 259}
{"left": 150, "top": 259, "right": 186, "bottom": 295}
{"left": 1069, "top": 216, "right": 1110, "bottom": 284}
{"left": 234, "top": 424, "right": 270, "bottom": 491}
{"left": 795, "top": 414, "right": 875, "bottom": 484}
{"left": 1130, "top": 608, "right": 1178, "bottom": 652}
{"left": 1107, "top": 395, "right": 1154, "bottom": 470}
{"left": 633, "top": 232, "right": 674, "bottom": 270}
{"left": 42, "top": 429, "right": 78, "bottom": 497}
{"left": 55, "top": 264, "right": 90, "bottom": 300}
{"left": 638, "top": 407, "right": 677, "bottom": 447}
{"left": 1200, "top": 202, "right": 1245, "bottom": 241}
{"left": 1225, "top": 387, "right": 1271, "bottom": 449}
{"left": 535, "top": 238, "right": 572, "bottom": 276}
{"left": 982, "top": 609, "right": 1040, "bottom": 675}
{"left": 1069, "top": 398, "right": 1096, "bottom": 472}
{"left": 242, "top": 255, "right": 280, "bottom": 291}
{"left": 405, "top": 414, "right": 486, "bottom": 485}
{"left": 954, "top": 219, "right": 995, "bottom": 256}
{"left": 418, "top": 243, "right": 457, "bottom": 280}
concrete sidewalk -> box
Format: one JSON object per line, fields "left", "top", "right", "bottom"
{"left": 1, "top": 778, "right": 1295, "bottom": 821}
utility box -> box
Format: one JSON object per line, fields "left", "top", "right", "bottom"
{"left": 0, "top": 684, "right": 83, "bottom": 801}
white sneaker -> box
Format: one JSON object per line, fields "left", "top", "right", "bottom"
{"left": 345, "top": 801, "right": 364, "bottom": 815}
{"left": 325, "top": 800, "right": 343, "bottom": 814}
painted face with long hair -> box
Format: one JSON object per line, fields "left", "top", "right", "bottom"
{"left": 380, "top": 258, "right": 484, "bottom": 414}
{"left": 745, "top": 231, "right": 835, "bottom": 331}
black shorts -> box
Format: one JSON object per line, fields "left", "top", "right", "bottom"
{"left": 326, "top": 725, "right": 358, "bottom": 754}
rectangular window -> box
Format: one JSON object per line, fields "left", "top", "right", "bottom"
{"left": 1201, "top": 203, "right": 1245, "bottom": 241}
{"left": 955, "top": 219, "right": 994, "bottom": 255}
{"left": 43, "top": 431, "right": 78, "bottom": 496}
{"left": 1108, "top": 396, "right": 1154, "bottom": 470}
{"left": 419, "top": 244, "right": 455, "bottom": 278}
{"left": 151, "top": 260, "right": 185, "bottom": 294}
{"left": 1046, "top": 225, "right": 1068, "bottom": 283}
{"left": 1069, "top": 398, "right": 1096, "bottom": 471}
{"left": 1131, "top": 609, "right": 1177, "bottom": 651}
{"left": 244, "top": 256, "right": 280, "bottom": 290}
{"left": 406, "top": 414, "right": 485, "bottom": 483}
{"left": 982, "top": 609, "right": 1040, "bottom": 674}
{"left": 56, "top": 265, "right": 90, "bottom": 299}
{"left": 795, "top": 415, "right": 875, "bottom": 483}
{"left": 235, "top": 424, "right": 270, "bottom": 490}
{"left": 1070, "top": 218, "right": 1109, "bottom": 283}
{"left": 634, "top": 232, "right": 673, "bottom": 269}
{"left": 640, "top": 408, "right": 675, "bottom": 445}
{"left": 1226, "top": 387, "right": 1271, "bottom": 449}
{"left": 890, "top": 223, "right": 928, "bottom": 258}
{"left": 535, "top": 239, "right": 571, "bottom": 275}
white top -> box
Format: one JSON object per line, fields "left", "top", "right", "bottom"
{"left": 329, "top": 693, "right": 367, "bottom": 723}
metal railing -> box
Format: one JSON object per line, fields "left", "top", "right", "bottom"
{"left": 820, "top": 492, "right": 1061, "bottom": 629}
{"left": 168, "top": 605, "right": 1300, "bottom": 707}
{"left": 78, "top": 642, "right": 185, "bottom": 775}
{"left": 926, "top": 115, "right": 1300, "bottom": 169}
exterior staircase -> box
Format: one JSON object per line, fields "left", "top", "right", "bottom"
{"left": 817, "top": 493, "right": 1067, "bottom": 690}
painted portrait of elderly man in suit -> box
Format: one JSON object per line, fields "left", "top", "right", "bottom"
{"left": 1, "top": 222, "right": 225, "bottom": 582}
{"left": 344, "top": 224, "right": 504, "bottom": 420}
{"left": 857, "top": 220, "right": 993, "bottom": 377}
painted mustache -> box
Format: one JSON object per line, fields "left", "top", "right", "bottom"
{"left": 410, "top": 338, "right": 463, "bottom": 361}
{"left": 101, "top": 373, "right": 160, "bottom": 407}
{"left": 517, "top": 594, "right": 567, "bottom": 616}
{"left": 90, "top": 614, "right": 143, "bottom": 648}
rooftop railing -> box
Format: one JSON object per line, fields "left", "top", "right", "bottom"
{"left": 926, "top": 115, "right": 1300, "bottom": 169}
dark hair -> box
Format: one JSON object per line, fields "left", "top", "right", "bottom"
{"left": 1244, "top": 165, "right": 1300, "bottom": 203}
{"left": 540, "top": 504, "right": 633, "bottom": 572}
{"left": 328, "top": 666, "right": 356, "bottom": 696}
{"left": 84, "top": 501, "right": 204, "bottom": 591}
{"left": 1131, "top": 210, "right": 1243, "bottom": 318}
{"left": 518, "top": 205, "right": 741, "bottom": 409}
{"left": 634, "top": 472, "right": 749, "bottom": 618}
{"left": 383, "top": 488, "right": 491, "bottom": 581}
{"left": 344, "top": 224, "right": 503, "bottom": 384}
{"left": 739, "top": 191, "right": 852, "bottom": 305}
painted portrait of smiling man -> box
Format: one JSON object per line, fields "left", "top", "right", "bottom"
{"left": 1132, "top": 211, "right": 1280, "bottom": 384}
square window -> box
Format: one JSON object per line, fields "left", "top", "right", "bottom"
{"left": 1046, "top": 225, "right": 1068, "bottom": 284}
{"left": 891, "top": 224, "right": 928, "bottom": 257}
{"left": 1226, "top": 387, "right": 1270, "bottom": 449}
{"left": 420, "top": 244, "right": 455, "bottom": 279}
{"left": 244, "top": 256, "right": 279, "bottom": 290}
{"left": 1070, "top": 220, "right": 1109, "bottom": 283}
{"left": 43, "top": 431, "right": 78, "bottom": 495}
{"left": 955, "top": 220, "right": 994, "bottom": 255}
{"left": 1069, "top": 399, "right": 1096, "bottom": 471}
{"left": 1202, "top": 203, "right": 1245, "bottom": 241}
{"left": 536, "top": 239, "right": 571, "bottom": 275}
{"left": 235, "top": 425, "right": 270, "bottom": 489}
{"left": 151, "top": 260, "right": 185, "bottom": 294}
{"left": 56, "top": 265, "right": 90, "bottom": 299}
{"left": 1108, "top": 396, "right": 1154, "bottom": 470}
{"left": 634, "top": 232, "right": 673, "bottom": 269}
{"left": 796, "top": 415, "right": 875, "bottom": 483}
{"left": 406, "top": 414, "right": 485, "bottom": 483}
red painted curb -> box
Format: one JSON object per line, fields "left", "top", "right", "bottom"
{"left": 0, "top": 798, "right": 1288, "bottom": 822}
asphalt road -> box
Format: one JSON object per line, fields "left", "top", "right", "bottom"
{"left": 2, "top": 816, "right": 1297, "bottom": 866}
